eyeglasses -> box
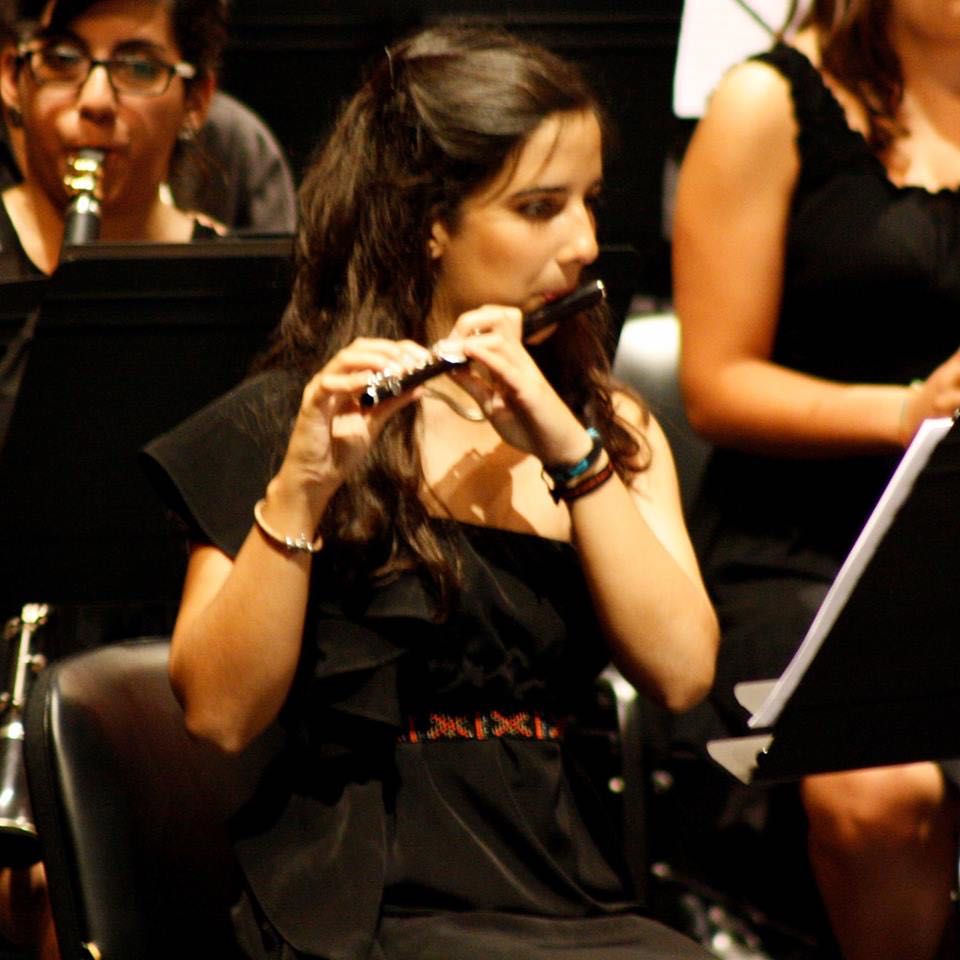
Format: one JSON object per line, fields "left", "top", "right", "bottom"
{"left": 18, "top": 42, "right": 196, "bottom": 97}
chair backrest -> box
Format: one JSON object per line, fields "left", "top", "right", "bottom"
{"left": 612, "top": 311, "right": 711, "bottom": 513}
{"left": 23, "top": 638, "right": 280, "bottom": 960}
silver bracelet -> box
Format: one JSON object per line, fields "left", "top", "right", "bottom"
{"left": 253, "top": 499, "right": 323, "bottom": 555}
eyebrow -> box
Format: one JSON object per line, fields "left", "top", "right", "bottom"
{"left": 510, "top": 186, "right": 567, "bottom": 200}
{"left": 111, "top": 39, "right": 171, "bottom": 57}
{"left": 32, "top": 29, "right": 169, "bottom": 57}
{"left": 509, "top": 179, "right": 603, "bottom": 200}
{"left": 30, "top": 26, "right": 77, "bottom": 44}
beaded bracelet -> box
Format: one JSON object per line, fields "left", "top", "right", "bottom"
{"left": 542, "top": 427, "right": 602, "bottom": 486}
{"left": 550, "top": 459, "right": 615, "bottom": 504}
{"left": 253, "top": 499, "right": 323, "bottom": 555}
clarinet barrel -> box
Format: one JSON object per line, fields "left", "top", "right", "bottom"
{"left": 62, "top": 148, "right": 105, "bottom": 246}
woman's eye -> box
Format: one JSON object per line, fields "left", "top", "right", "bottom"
{"left": 41, "top": 46, "right": 84, "bottom": 71}
{"left": 117, "top": 57, "right": 163, "bottom": 82}
{"left": 517, "top": 199, "right": 560, "bottom": 221}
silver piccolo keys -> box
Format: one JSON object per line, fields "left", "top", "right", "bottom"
{"left": 359, "top": 278, "right": 606, "bottom": 408}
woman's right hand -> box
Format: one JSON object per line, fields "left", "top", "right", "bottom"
{"left": 898, "top": 348, "right": 960, "bottom": 447}
{"left": 268, "top": 337, "right": 432, "bottom": 523}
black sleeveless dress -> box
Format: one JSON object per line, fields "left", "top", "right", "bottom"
{"left": 143, "top": 371, "right": 712, "bottom": 960}
{"left": 691, "top": 43, "right": 960, "bottom": 747}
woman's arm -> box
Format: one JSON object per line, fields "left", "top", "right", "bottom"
{"left": 169, "top": 520, "right": 313, "bottom": 755}
{"left": 449, "top": 308, "right": 719, "bottom": 712}
{"left": 568, "top": 394, "right": 719, "bottom": 712}
{"left": 672, "top": 59, "right": 954, "bottom": 456}
{"left": 169, "top": 338, "right": 431, "bottom": 753}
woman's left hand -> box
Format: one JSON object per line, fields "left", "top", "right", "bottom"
{"left": 445, "top": 304, "right": 594, "bottom": 466}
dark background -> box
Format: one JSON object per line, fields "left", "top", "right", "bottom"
{"left": 218, "top": 1, "right": 688, "bottom": 299}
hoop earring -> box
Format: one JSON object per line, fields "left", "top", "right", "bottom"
{"left": 177, "top": 123, "right": 197, "bottom": 143}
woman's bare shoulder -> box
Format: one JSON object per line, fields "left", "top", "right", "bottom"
{"left": 704, "top": 57, "right": 797, "bottom": 143}
{"left": 681, "top": 54, "right": 801, "bottom": 203}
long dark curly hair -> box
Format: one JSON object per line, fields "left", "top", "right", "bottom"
{"left": 261, "top": 25, "right": 648, "bottom": 611}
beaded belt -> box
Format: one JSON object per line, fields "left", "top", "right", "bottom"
{"left": 399, "top": 710, "right": 565, "bottom": 743}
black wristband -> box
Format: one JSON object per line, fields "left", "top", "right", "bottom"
{"left": 549, "top": 459, "right": 615, "bottom": 504}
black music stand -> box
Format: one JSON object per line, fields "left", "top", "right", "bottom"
{"left": 0, "top": 238, "right": 292, "bottom": 611}
{"left": 0, "top": 238, "right": 635, "bottom": 613}
{"left": 708, "top": 416, "right": 960, "bottom": 784}
{"left": 0, "top": 264, "right": 45, "bottom": 347}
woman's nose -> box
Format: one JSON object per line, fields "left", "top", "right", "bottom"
{"left": 562, "top": 201, "right": 599, "bottom": 266}
{"left": 76, "top": 63, "right": 118, "bottom": 119}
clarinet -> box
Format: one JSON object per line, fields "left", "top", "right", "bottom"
{"left": 360, "top": 279, "right": 606, "bottom": 408}
{"left": 0, "top": 605, "right": 49, "bottom": 866}
{"left": 62, "top": 148, "right": 105, "bottom": 247}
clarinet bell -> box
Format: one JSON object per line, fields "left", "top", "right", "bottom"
{"left": 0, "top": 606, "right": 49, "bottom": 867}
{"left": 0, "top": 720, "right": 39, "bottom": 866}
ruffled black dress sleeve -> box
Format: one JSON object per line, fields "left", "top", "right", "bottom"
{"left": 142, "top": 369, "right": 296, "bottom": 556}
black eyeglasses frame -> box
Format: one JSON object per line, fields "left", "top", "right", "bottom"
{"left": 16, "top": 44, "right": 196, "bottom": 97}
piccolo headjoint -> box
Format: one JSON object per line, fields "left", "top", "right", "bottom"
{"left": 358, "top": 278, "right": 605, "bottom": 408}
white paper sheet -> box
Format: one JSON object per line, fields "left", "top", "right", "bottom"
{"left": 747, "top": 416, "right": 956, "bottom": 729}
{"left": 673, "top": 0, "right": 812, "bottom": 118}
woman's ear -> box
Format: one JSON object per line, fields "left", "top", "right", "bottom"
{"left": 183, "top": 72, "right": 216, "bottom": 136}
{"left": 0, "top": 46, "right": 23, "bottom": 125}
{"left": 428, "top": 220, "right": 449, "bottom": 260}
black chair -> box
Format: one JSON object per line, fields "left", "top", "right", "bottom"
{"left": 611, "top": 309, "right": 710, "bottom": 513}
{"left": 23, "top": 638, "right": 280, "bottom": 960}
{"left": 24, "top": 639, "right": 653, "bottom": 960}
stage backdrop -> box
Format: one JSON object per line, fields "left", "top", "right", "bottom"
{"left": 219, "top": 0, "right": 684, "bottom": 297}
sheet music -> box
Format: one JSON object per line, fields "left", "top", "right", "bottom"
{"left": 673, "top": 0, "right": 811, "bottom": 118}
{"left": 747, "top": 416, "right": 955, "bottom": 729}
{"left": 707, "top": 734, "right": 774, "bottom": 785}
{"left": 734, "top": 679, "right": 777, "bottom": 715}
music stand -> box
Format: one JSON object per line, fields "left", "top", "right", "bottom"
{"left": 0, "top": 265, "right": 45, "bottom": 348}
{"left": 708, "top": 416, "right": 960, "bottom": 784}
{"left": 0, "top": 239, "right": 637, "bottom": 612}
{"left": 0, "top": 238, "right": 292, "bottom": 609}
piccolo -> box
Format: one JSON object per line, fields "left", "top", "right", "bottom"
{"left": 359, "top": 278, "right": 606, "bottom": 408}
